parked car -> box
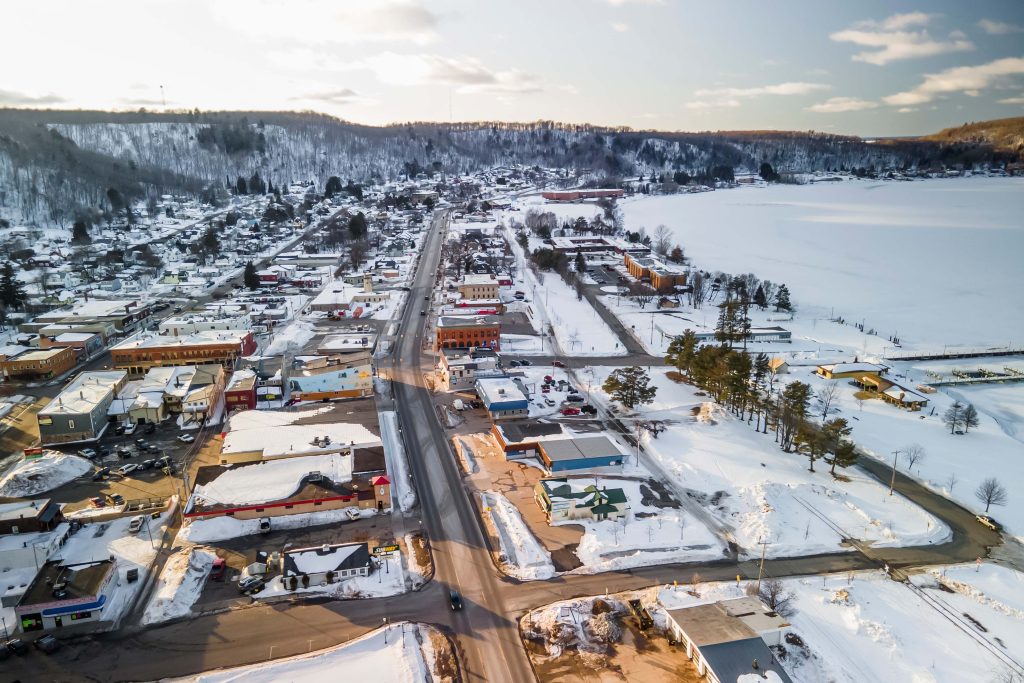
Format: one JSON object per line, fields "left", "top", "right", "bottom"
{"left": 78, "top": 448, "right": 98, "bottom": 459}
{"left": 114, "top": 423, "right": 126, "bottom": 436}
{"left": 140, "top": 459, "right": 156, "bottom": 470}
{"left": 238, "top": 575, "right": 265, "bottom": 594}
{"left": 144, "top": 443, "right": 159, "bottom": 452}
{"left": 107, "top": 493, "right": 125, "bottom": 506}
{"left": 543, "top": 375, "right": 554, "bottom": 383}
{"left": 89, "top": 496, "right": 107, "bottom": 508}
{"left": 518, "top": 359, "right": 532, "bottom": 366}
{"left": 560, "top": 407, "right": 581, "bottom": 416}
{"left": 552, "top": 360, "right": 566, "bottom": 368}
{"left": 565, "top": 394, "right": 585, "bottom": 403}
{"left": 35, "top": 634, "right": 60, "bottom": 654}
{"left": 117, "top": 447, "right": 133, "bottom": 459}
{"left": 449, "top": 590, "right": 464, "bottom": 611}
{"left": 116, "top": 463, "right": 139, "bottom": 476}
{"left": 128, "top": 515, "right": 145, "bottom": 534}
{"left": 144, "top": 423, "right": 156, "bottom": 434}
{"left": 419, "top": 310, "right": 426, "bottom": 316}
{"left": 544, "top": 397, "right": 556, "bottom": 407}
{"left": 976, "top": 514, "right": 1002, "bottom": 531}
{"left": 580, "top": 405, "right": 598, "bottom": 415}
{"left": 97, "top": 445, "right": 111, "bottom": 457}
{"left": 5, "top": 638, "right": 28, "bottom": 656}
{"left": 92, "top": 467, "right": 111, "bottom": 481}
{"left": 135, "top": 438, "right": 147, "bottom": 447}
{"left": 122, "top": 423, "right": 137, "bottom": 435}
{"left": 541, "top": 385, "right": 550, "bottom": 394}
{"left": 177, "top": 434, "right": 195, "bottom": 443}
{"left": 209, "top": 558, "right": 226, "bottom": 582}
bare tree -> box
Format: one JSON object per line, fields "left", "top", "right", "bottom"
{"left": 903, "top": 444, "right": 925, "bottom": 473}
{"left": 653, "top": 224, "right": 672, "bottom": 256}
{"left": 758, "top": 578, "right": 796, "bottom": 617}
{"left": 964, "top": 403, "right": 980, "bottom": 433}
{"left": 814, "top": 381, "right": 840, "bottom": 422}
{"left": 688, "top": 271, "right": 711, "bottom": 309}
{"left": 945, "top": 472, "right": 958, "bottom": 494}
{"left": 348, "top": 239, "right": 370, "bottom": 271}
{"left": 975, "top": 477, "right": 1008, "bottom": 513}
{"left": 630, "top": 282, "right": 656, "bottom": 308}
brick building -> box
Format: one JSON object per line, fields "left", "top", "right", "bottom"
{"left": 110, "top": 330, "right": 256, "bottom": 375}
{"left": 0, "top": 347, "right": 77, "bottom": 381}
{"left": 435, "top": 316, "right": 501, "bottom": 352}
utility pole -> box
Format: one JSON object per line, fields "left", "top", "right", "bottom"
{"left": 756, "top": 539, "right": 769, "bottom": 592}
{"left": 889, "top": 450, "right": 901, "bottom": 496}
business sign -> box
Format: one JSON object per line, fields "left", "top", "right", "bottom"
{"left": 372, "top": 545, "right": 399, "bottom": 555}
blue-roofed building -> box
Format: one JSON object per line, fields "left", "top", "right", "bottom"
{"left": 16, "top": 559, "right": 117, "bottom": 632}
{"left": 475, "top": 377, "right": 529, "bottom": 421}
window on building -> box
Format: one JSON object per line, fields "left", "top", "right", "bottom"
{"left": 68, "top": 419, "right": 75, "bottom": 429}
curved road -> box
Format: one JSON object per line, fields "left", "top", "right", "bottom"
{"left": 11, "top": 209, "right": 1003, "bottom": 682}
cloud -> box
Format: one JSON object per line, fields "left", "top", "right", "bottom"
{"left": 363, "top": 53, "right": 542, "bottom": 94}
{"left": 290, "top": 88, "right": 369, "bottom": 105}
{"left": 694, "top": 81, "right": 829, "bottom": 98}
{"left": 214, "top": 1, "right": 440, "bottom": 45}
{"left": 0, "top": 88, "right": 67, "bottom": 106}
{"left": 807, "top": 96, "right": 879, "bottom": 113}
{"left": 978, "top": 19, "right": 1024, "bottom": 35}
{"left": 883, "top": 56, "right": 1024, "bottom": 105}
{"left": 831, "top": 13, "right": 973, "bottom": 65}
{"left": 610, "top": 21, "right": 629, "bottom": 32}
{"left": 118, "top": 97, "right": 166, "bottom": 106}
{"left": 897, "top": 107, "right": 918, "bottom": 113}
{"left": 999, "top": 95, "right": 1024, "bottom": 105}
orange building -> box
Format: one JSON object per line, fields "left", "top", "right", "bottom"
{"left": 624, "top": 253, "right": 687, "bottom": 292}
{"left": 435, "top": 316, "right": 501, "bottom": 352}
{"left": 110, "top": 330, "right": 257, "bottom": 375}
{"left": 0, "top": 347, "right": 77, "bottom": 381}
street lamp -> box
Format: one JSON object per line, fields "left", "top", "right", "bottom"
{"left": 889, "top": 450, "right": 901, "bottom": 496}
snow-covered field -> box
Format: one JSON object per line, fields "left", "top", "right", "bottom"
{"left": 174, "top": 623, "right": 443, "bottom": 683}
{"left": 0, "top": 452, "right": 91, "bottom": 497}
{"left": 142, "top": 546, "right": 216, "bottom": 625}
{"left": 481, "top": 490, "right": 556, "bottom": 580}
{"left": 618, "top": 177, "right": 1024, "bottom": 349}
{"left": 590, "top": 368, "right": 950, "bottom": 558}
{"left": 814, "top": 359, "right": 1024, "bottom": 540}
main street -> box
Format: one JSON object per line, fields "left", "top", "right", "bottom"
{"left": 8, "top": 208, "right": 1004, "bottom": 682}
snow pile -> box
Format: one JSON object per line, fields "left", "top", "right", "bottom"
{"left": 177, "top": 623, "right": 438, "bottom": 683}
{"left": 142, "top": 547, "right": 217, "bottom": 625}
{"left": 482, "top": 491, "right": 556, "bottom": 580}
{"left": 192, "top": 452, "right": 352, "bottom": 506}
{"left": 264, "top": 319, "right": 315, "bottom": 356}
{"left": 0, "top": 452, "right": 91, "bottom": 497}
{"left": 379, "top": 410, "right": 416, "bottom": 512}
{"left": 523, "top": 596, "right": 627, "bottom": 659}
{"left": 180, "top": 507, "right": 375, "bottom": 543}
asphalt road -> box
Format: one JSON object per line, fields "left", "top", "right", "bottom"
{"left": 4, "top": 209, "right": 1007, "bottom": 682}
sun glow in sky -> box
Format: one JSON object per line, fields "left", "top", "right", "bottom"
{"left": 3, "top": 0, "right": 1023, "bottom": 134}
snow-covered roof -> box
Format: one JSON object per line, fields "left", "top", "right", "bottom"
{"left": 41, "top": 370, "right": 126, "bottom": 416}
{"left": 222, "top": 409, "right": 380, "bottom": 458}
{"left": 112, "top": 329, "right": 250, "bottom": 351}
{"left": 191, "top": 452, "right": 353, "bottom": 506}
{"left": 282, "top": 542, "right": 371, "bottom": 576}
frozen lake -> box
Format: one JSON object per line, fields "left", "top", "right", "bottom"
{"left": 620, "top": 177, "right": 1024, "bottom": 348}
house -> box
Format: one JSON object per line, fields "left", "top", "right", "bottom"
{"left": 537, "top": 435, "right": 626, "bottom": 472}
{"left": 458, "top": 274, "right": 500, "bottom": 300}
{"left": 816, "top": 362, "right": 888, "bottom": 380}
{"left": 475, "top": 377, "right": 529, "bottom": 421}
{"left": 768, "top": 357, "right": 789, "bottom": 375}
{"left": 0, "top": 347, "right": 78, "bottom": 381}
{"left": 534, "top": 478, "right": 629, "bottom": 522}
{"left": 110, "top": 330, "right": 256, "bottom": 375}
{"left": 436, "top": 315, "right": 501, "bottom": 352}
{"left": 37, "top": 370, "right": 128, "bottom": 445}
{"left": 437, "top": 347, "right": 499, "bottom": 390}
{"left": 280, "top": 542, "right": 373, "bottom": 584}
{"left": 16, "top": 559, "right": 118, "bottom": 632}
{"left": 663, "top": 597, "right": 793, "bottom": 683}
{"left": 856, "top": 375, "right": 930, "bottom": 411}
{"left": 0, "top": 498, "right": 65, "bottom": 535}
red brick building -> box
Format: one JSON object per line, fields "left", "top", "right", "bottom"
{"left": 435, "top": 316, "right": 501, "bottom": 352}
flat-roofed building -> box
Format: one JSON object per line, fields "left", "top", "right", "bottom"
{"left": 537, "top": 435, "right": 626, "bottom": 472}
{"left": 436, "top": 315, "right": 501, "bottom": 352}
{"left": 475, "top": 377, "right": 529, "bottom": 421}
{"left": 458, "top": 274, "right": 500, "bottom": 300}
{"left": 110, "top": 330, "right": 256, "bottom": 375}
{"left": 0, "top": 347, "right": 77, "bottom": 380}
{"left": 37, "top": 370, "right": 128, "bottom": 444}
{"left": 16, "top": 559, "right": 118, "bottom": 632}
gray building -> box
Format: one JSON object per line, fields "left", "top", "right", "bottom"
{"left": 37, "top": 370, "right": 127, "bottom": 445}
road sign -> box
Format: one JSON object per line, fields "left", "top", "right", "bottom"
{"left": 373, "top": 545, "right": 400, "bottom": 555}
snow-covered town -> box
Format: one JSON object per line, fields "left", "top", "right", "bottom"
{"left": 3, "top": 3, "right": 1024, "bottom": 682}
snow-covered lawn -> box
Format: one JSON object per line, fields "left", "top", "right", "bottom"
{"left": 800, "top": 360, "right": 1024, "bottom": 540}
{"left": 618, "top": 177, "right": 1024, "bottom": 350}
{"left": 553, "top": 477, "right": 726, "bottom": 573}
{"left": 379, "top": 410, "right": 416, "bottom": 512}
{"left": 590, "top": 368, "right": 950, "bottom": 558}
{"left": 174, "top": 623, "right": 444, "bottom": 683}
{"left": 0, "top": 452, "right": 91, "bottom": 497}
{"left": 142, "top": 546, "right": 216, "bottom": 625}
{"left": 481, "top": 490, "right": 556, "bottom": 580}
{"left": 179, "top": 507, "right": 377, "bottom": 543}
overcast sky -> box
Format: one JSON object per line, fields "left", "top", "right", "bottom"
{"left": 2, "top": 0, "right": 1023, "bottom": 135}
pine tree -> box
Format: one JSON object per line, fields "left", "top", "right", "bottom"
{"left": 0, "top": 262, "right": 27, "bottom": 310}
{"left": 963, "top": 403, "right": 980, "bottom": 433}
{"left": 602, "top": 366, "right": 657, "bottom": 410}
{"left": 236, "top": 176, "right": 248, "bottom": 195}
{"left": 243, "top": 261, "right": 259, "bottom": 290}
{"left": 574, "top": 251, "right": 587, "bottom": 274}
{"left": 775, "top": 284, "right": 792, "bottom": 312}
{"left": 71, "top": 221, "right": 92, "bottom": 245}
{"left": 665, "top": 330, "right": 699, "bottom": 377}
{"left": 753, "top": 284, "right": 768, "bottom": 310}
